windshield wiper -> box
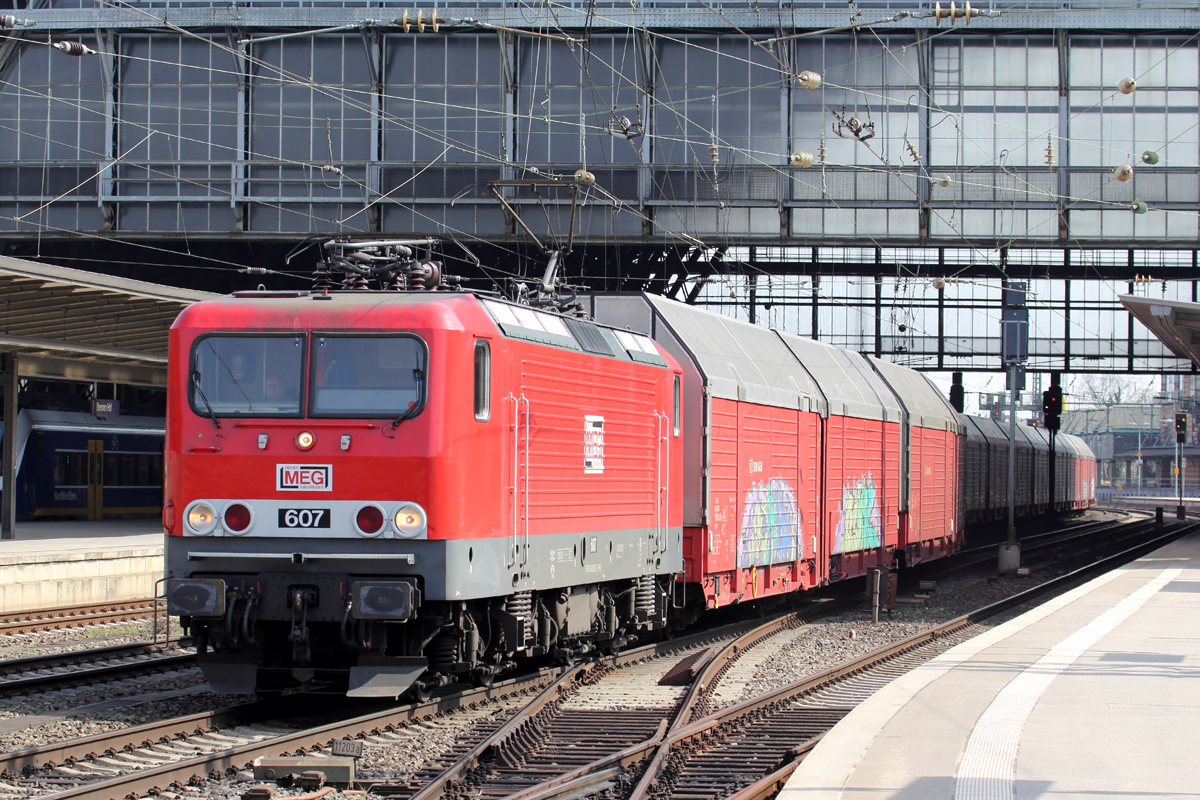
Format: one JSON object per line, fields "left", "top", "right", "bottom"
{"left": 389, "top": 402, "right": 420, "bottom": 430}
{"left": 389, "top": 367, "right": 424, "bottom": 430}
{"left": 192, "top": 371, "right": 222, "bottom": 430}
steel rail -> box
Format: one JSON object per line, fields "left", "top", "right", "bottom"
{"left": 623, "top": 519, "right": 1198, "bottom": 800}
{"left": 0, "top": 600, "right": 164, "bottom": 636}
{"left": 29, "top": 616, "right": 766, "bottom": 800}
{"left": 34, "top": 668, "right": 568, "bottom": 800}
{"left": 2, "top": 699, "right": 276, "bottom": 777}
{"left": 0, "top": 652, "right": 195, "bottom": 695}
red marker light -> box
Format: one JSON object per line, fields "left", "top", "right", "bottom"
{"left": 224, "top": 503, "right": 252, "bottom": 532}
{"left": 356, "top": 505, "right": 385, "bottom": 535}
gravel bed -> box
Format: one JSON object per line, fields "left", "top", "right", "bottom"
{"left": 0, "top": 618, "right": 183, "bottom": 661}
{"left": 728, "top": 569, "right": 1051, "bottom": 704}
{"left": 0, "top": 668, "right": 252, "bottom": 752}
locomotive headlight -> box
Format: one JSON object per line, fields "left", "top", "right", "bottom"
{"left": 393, "top": 503, "right": 427, "bottom": 538}
{"left": 185, "top": 501, "right": 218, "bottom": 535}
{"left": 295, "top": 430, "right": 316, "bottom": 450}
{"left": 166, "top": 578, "right": 226, "bottom": 617}
{"left": 350, "top": 580, "right": 419, "bottom": 620}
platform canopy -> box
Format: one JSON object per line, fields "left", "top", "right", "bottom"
{"left": 1120, "top": 295, "right": 1200, "bottom": 369}
{"left": 0, "top": 255, "right": 215, "bottom": 386}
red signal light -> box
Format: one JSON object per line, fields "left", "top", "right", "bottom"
{"left": 224, "top": 503, "right": 252, "bottom": 532}
{"left": 356, "top": 505, "right": 385, "bottom": 535}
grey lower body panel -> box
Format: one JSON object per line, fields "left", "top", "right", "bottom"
{"left": 167, "top": 526, "right": 684, "bottom": 601}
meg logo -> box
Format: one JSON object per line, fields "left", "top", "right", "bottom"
{"left": 277, "top": 464, "right": 333, "bottom": 491}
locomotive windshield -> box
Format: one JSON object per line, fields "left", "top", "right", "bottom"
{"left": 190, "top": 335, "right": 304, "bottom": 416}
{"left": 310, "top": 334, "right": 426, "bottom": 417}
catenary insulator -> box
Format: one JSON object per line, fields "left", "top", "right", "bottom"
{"left": 430, "top": 10, "right": 439, "bottom": 32}
{"left": 417, "top": 10, "right": 426, "bottom": 32}
{"left": 818, "top": 143, "right": 827, "bottom": 164}
{"left": 1, "top": 14, "right": 33, "bottom": 28}
{"left": 401, "top": 10, "right": 411, "bottom": 32}
{"left": 790, "top": 151, "right": 814, "bottom": 168}
{"left": 574, "top": 169, "right": 595, "bottom": 185}
{"left": 906, "top": 141, "right": 921, "bottom": 163}
{"left": 709, "top": 144, "right": 719, "bottom": 163}
{"left": 1131, "top": 200, "right": 1148, "bottom": 215}
{"left": 1044, "top": 141, "right": 1055, "bottom": 167}
{"left": 1141, "top": 150, "right": 1160, "bottom": 165}
{"left": 931, "top": 277, "right": 946, "bottom": 290}
{"left": 1118, "top": 77, "right": 1137, "bottom": 94}
{"left": 1114, "top": 164, "right": 1134, "bottom": 182}
{"left": 937, "top": 175, "right": 953, "bottom": 187}
{"left": 798, "top": 71, "right": 822, "bottom": 89}
{"left": 52, "top": 41, "right": 96, "bottom": 56}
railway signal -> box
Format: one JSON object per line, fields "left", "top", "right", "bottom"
{"left": 1177, "top": 412, "right": 1188, "bottom": 444}
{"left": 1042, "top": 384, "right": 1062, "bottom": 431}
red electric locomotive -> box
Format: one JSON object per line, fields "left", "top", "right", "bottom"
{"left": 164, "top": 266, "right": 683, "bottom": 696}
{"left": 163, "top": 240, "right": 1095, "bottom": 697}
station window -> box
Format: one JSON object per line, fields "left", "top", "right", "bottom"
{"left": 474, "top": 340, "right": 491, "bottom": 422}
{"left": 673, "top": 374, "right": 680, "bottom": 437}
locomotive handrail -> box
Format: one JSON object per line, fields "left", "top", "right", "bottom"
{"left": 521, "top": 394, "right": 531, "bottom": 567}
{"left": 507, "top": 392, "right": 519, "bottom": 570}
{"left": 230, "top": 420, "right": 378, "bottom": 429}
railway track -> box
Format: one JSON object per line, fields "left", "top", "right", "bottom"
{"left": 0, "top": 512, "right": 1174, "bottom": 800}
{"left": 0, "top": 601, "right": 165, "bottom": 637}
{"left": 0, "top": 641, "right": 194, "bottom": 696}
{"left": 622, "top": 519, "right": 1199, "bottom": 800}
{"left": 387, "top": 515, "right": 1192, "bottom": 800}
{"left": 0, "top": 614, "right": 787, "bottom": 800}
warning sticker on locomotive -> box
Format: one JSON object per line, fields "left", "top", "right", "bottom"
{"left": 584, "top": 416, "right": 605, "bottom": 474}
{"left": 276, "top": 464, "right": 333, "bottom": 491}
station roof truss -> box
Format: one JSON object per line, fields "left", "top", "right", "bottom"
{"left": 0, "top": 255, "right": 215, "bottom": 385}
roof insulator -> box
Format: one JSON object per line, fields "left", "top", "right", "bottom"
{"left": 798, "top": 71, "right": 821, "bottom": 89}
{"left": 52, "top": 41, "right": 96, "bottom": 56}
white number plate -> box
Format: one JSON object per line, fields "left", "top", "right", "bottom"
{"left": 278, "top": 508, "right": 330, "bottom": 528}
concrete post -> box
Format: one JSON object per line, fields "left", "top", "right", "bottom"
{"left": 1, "top": 353, "right": 17, "bottom": 540}
{"left": 1001, "top": 362, "right": 1020, "bottom": 573}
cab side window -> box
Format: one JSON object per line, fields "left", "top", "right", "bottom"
{"left": 673, "top": 374, "right": 680, "bottom": 437}
{"left": 474, "top": 340, "right": 491, "bottom": 421}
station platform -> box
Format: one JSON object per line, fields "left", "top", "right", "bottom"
{"left": 781, "top": 531, "right": 1200, "bottom": 800}
{"left": 0, "top": 519, "right": 163, "bottom": 613}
